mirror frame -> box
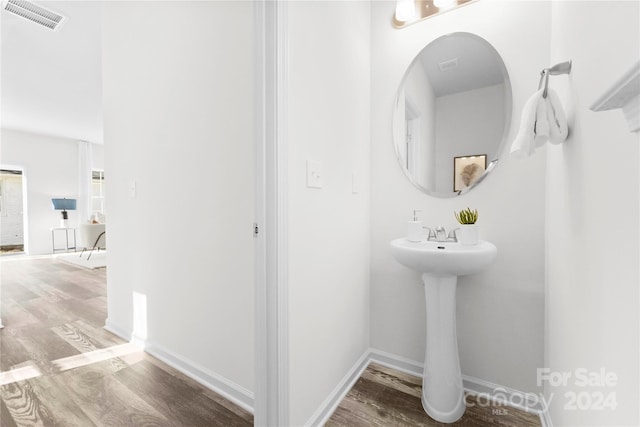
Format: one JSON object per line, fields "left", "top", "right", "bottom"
{"left": 393, "top": 32, "right": 512, "bottom": 198}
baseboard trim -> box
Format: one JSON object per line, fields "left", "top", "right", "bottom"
{"left": 368, "top": 348, "right": 424, "bottom": 377}
{"left": 104, "top": 319, "right": 133, "bottom": 342}
{"left": 462, "top": 374, "right": 544, "bottom": 414}
{"left": 311, "top": 348, "right": 549, "bottom": 427}
{"left": 102, "top": 322, "right": 254, "bottom": 415}
{"left": 539, "top": 406, "right": 554, "bottom": 427}
{"left": 100, "top": 325, "right": 554, "bottom": 427}
{"left": 145, "top": 342, "right": 254, "bottom": 414}
{"left": 306, "top": 350, "right": 371, "bottom": 427}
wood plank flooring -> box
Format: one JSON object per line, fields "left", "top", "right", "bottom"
{"left": 0, "top": 257, "right": 253, "bottom": 427}
{"left": 326, "top": 363, "right": 542, "bottom": 427}
{"left": 2, "top": 256, "right": 541, "bottom": 427}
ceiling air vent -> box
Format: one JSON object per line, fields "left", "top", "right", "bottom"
{"left": 438, "top": 58, "right": 459, "bottom": 72}
{"left": 2, "top": 0, "right": 67, "bottom": 31}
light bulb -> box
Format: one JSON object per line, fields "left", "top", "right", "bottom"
{"left": 395, "top": 0, "right": 416, "bottom": 22}
{"left": 433, "top": 0, "right": 456, "bottom": 9}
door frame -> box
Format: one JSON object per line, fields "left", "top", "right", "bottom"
{"left": 254, "top": 1, "right": 289, "bottom": 425}
{"left": 0, "top": 164, "right": 28, "bottom": 254}
{"left": 0, "top": 164, "right": 28, "bottom": 329}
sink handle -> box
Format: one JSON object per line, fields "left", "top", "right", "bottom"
{"left": 423, "top": 226, "right": 436, "bottom": 240}
{"left": 448, "top": 228, "right": 459, "bottom": 242}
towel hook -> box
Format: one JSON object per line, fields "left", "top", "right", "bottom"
{"left": 538, "top": 70, "right": 550, "bottom": 98}
{"left": 538, "top": 60, "right": 572, "bottom": 99}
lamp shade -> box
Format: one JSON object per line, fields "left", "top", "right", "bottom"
{"left": 52, "top": 198, "right": 77, "bottom": 211}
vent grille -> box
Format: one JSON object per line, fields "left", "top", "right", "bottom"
{"left": 438, "top": 58, "right": 459, "bottom": 72}
{"left": 3, "top": 0, "right": 66, "bottom": 31}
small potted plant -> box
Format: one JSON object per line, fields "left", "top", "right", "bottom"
{"left": 454, "top": 207, "right": 479, "bottom": 245}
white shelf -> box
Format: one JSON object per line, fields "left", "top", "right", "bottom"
{"left": 590, "top": 60, "right": 640, "bottom": 133}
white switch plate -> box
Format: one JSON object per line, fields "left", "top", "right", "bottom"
{"left": 129, "top": 181, "right": 137, "bottom": 199}
{"left": 307, "top": 160, "right": 323, "bottom": 189}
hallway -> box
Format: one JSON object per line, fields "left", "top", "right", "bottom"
{"left": 0, "top": 258, "right": 253, "bottom": 426}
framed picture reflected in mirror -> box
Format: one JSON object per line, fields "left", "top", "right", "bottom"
{"left": 454, "top": 154, "right": 487, "bottom": 192}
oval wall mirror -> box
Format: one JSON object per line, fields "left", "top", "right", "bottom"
{"left": 392, "top": 32, "right": 512, "bottom": 197}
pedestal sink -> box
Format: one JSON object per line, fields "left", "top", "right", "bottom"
{"left": 390, "top": 238, "right": 497, "bottom": 423}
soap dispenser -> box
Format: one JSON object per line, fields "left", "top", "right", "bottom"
{"left": 407, "top": 209, "right": 423, "bottom": 242}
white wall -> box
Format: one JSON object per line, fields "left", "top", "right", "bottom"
{"left": 101, "top": 0, "right": 255, "bottom": 402}
{"left": 0, "top": 129, "right": 101, "bottom": 254}
{"left": 403, "top": 62, "right": 436, "bottom": 189}
{"left": 370, "top": 0, "right": 550, "bottom": 394}
{"left": 1, "top": 1, "right": 103, "bottom": 144}
{"left": 286, "top": 2, "right": 371, "bottom": 425}
{"left": 546, "top": 1, "right": 639, "bottom": 425}
{"left": 92, "top": 144, "right": 104, "bottom": 171}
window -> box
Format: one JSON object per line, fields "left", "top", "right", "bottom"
{"left": 92, "top": 170, "right": 105, "bottom": 213}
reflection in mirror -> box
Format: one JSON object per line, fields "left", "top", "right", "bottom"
{"left": 393, "top": 32, "right": 511, "bottom": 198}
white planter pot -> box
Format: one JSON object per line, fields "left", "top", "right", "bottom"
{"left": 458, "top": 224, "right": 478, "bottom": 245}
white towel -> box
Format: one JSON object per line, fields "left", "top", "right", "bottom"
{"left": 545, "top": 89, "right": 568, "bottom": 144}
{"left": 510, "top": 89, "right": 546, "bottom": 158}
{"left": 511, "top": 88, "right": 568, "bottom": 157}
{"left": 534, "top": 93, "right": 549, "bottom": 148}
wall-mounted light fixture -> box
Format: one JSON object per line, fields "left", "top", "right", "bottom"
{"left": 393, "top": 0, "right": 478, "bottom": 29}
{"left": 395, "top": 0, "right": 417, "bottom": 21}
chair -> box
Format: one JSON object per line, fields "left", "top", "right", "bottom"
{"left": 78, "top": 223, "right": 106, "bottom": 260}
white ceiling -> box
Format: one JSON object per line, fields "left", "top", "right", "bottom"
{"left": 419, "top": 33, "right": 506, "bottom": 97}
{"left": 1, "top": 1, "right": 103, "bottom": 143}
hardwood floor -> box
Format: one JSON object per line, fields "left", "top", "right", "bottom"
{"left": 326, "top": 363, "right": 542, "bottom": 427}
{"left": 2, "top": 256, "right": 541, "bottom": 426}
{"left": 0, "top": 257, "right": 253, "bottom": 427}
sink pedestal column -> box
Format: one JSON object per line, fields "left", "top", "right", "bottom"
{"left": 421, "top": 274, "right": 465, "bottom": 423}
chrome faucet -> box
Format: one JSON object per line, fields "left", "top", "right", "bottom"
{"left": 423, "top": 226, "right": 459, "bottom": 243}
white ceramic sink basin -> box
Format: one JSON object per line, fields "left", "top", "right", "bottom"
{"left": 389, "top": 237, "right": 498, "bottom": 423}
{"left": 390, "top": 238, "right": 497, "bottom": 277}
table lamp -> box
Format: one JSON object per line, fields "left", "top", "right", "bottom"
{"left": 51, "top": 198, "right": 76, "bottom": 228}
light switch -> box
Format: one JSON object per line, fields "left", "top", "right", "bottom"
{"left": 129, "top": 181, "right": 137, "bottom": 199}
{"left": 307, "top": 160, "right": 323, "bottom": 189}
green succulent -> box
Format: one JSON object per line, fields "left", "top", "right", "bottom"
{"left": 454, "top": 207, "right": 478, "bottom": 225}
